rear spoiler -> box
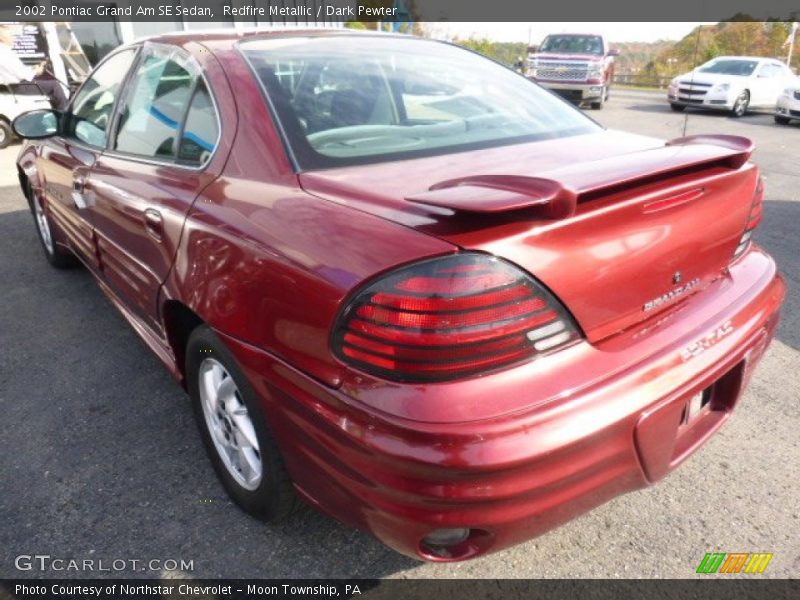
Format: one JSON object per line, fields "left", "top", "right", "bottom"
{"left": 406, "top": 134, "right": 754, "bottom": 219}
{"left": 665, "top": 134, "right": 754, "bottom": 169}
{"left": 406, "top": 175, "right": 577, "bottom": 219}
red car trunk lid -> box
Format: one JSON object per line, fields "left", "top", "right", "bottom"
{"left": 300, "top": 131, "right": 758, "bottom": 342}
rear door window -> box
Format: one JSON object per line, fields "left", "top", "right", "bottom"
{"left": 757, "top": 64, "right": 781, "bottom": 78}
{"left": 115, "top": 46, "right": 196, "bottom": 160}
{"left": 177, "top": 80, "right": 219, "bottom": 166}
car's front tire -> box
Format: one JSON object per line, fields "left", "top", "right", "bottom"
{"left": 774, "top": 115, "right": 791, "bottom": 125}
{"left": 186, "top": 325, "right": 298, "bottom": 521}
{"left": 670, "top": 103, "right": 686, "bottom": 112}
{"left": 26, "top": 181, "right": 76, "bottom": 268}
{"left": 730, "top": 90, "right": 749, "bottom": 117}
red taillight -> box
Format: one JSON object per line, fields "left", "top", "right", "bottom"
{"left": 332, "top": 254, "right": 581, "bottom": 382}
{"left": 733, "top": 176, "right": 764, "bottom": 260}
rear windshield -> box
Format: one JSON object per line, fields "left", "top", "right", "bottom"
{"left": 697, "top": 59, "right": 758, "bottom": 76}
{"left": 539, "top": 35, "right": 604, "bottom": 56}
{"left": 239, "top": 35, "right": 600, "bottom": 170}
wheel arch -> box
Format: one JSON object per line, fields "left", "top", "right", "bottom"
{"left": 162, "top": 300, "right": 205, "bottom": 387}
{"left": 17, "top": 164, "right": 28, "bottom": 191}
{"left": 17, "top": 164, "right": 36, "bottom": 211}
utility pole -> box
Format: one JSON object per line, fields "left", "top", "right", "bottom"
{"left": 787, "top": 22, "right": 798, "bottom": 69}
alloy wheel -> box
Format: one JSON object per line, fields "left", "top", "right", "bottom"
{"left": 733, "top": 92, "right": 749, "bottom": 117}
{"left": 198, "top": 358, "right": 262, "bottom": 490}
{"left": 33, "top": 195, "right": 54, "bottom": 254}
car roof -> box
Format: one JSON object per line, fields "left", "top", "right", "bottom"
{"left": 709, "top": 56, "right": 784, "bottom": 63}
{"left": 135, "top": 26, "right": 387, "bottom": 46}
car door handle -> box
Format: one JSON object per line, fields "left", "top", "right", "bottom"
{"left": 143, "top": 208, "right": 164, "bottom": 241}
{"left": 71, "top": 176, "right": 91, "bottom": 209}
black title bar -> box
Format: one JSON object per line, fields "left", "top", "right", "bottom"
{"left": 1, "top": 0, "right": 800, "bottom": 23}
{"left": 2, "top": 579, "right": 800, "bottom": 600}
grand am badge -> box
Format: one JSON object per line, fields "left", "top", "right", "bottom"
{"left": 643, "top": 277, "right": 701, "bottom": 312}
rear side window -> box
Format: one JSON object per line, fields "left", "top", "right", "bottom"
{"left": 115, "top": 50, "right": 195, "bottom": 159}
{"left": 757, "top": 64, "right": 784, "bottom": 78}
{"left": 178, "top": 81, "right": 218, "bottom": 166}
{"left": 113, "top": 43, "right": 219, "bottom": 166}
{"left": 67, "top": 48, "right": 137, "bottom": 147}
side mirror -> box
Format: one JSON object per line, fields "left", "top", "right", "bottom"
{"left": 12, "top": 109, "right": 60, "bottom": 139}
{"left": 608, "top": 49, "right": 620, "bottom": 57}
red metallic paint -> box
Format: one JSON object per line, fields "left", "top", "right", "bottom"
{"left": 17, "top": 31, "right": 785, "bottom": 561}
{"left": 89, "top": 41, "right": 236, "bottom": 334}
{"left": 300, "top": 135, "right": 761, "bottom": 343}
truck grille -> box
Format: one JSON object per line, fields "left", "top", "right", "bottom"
{"left": 534, "top": 61, "right": 590, "bottom": 81}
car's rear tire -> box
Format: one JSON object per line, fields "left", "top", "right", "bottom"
{"left": 26, "top": 181, "right": 77, "bottom": 269}
{"left": 0, "top": 120, "right": 12, "bottom": 149}
{"left": 186, "top": 325, "right": 298, "bottom": 521}
{"left": 731, "top": 90, "right": 749, "bottom": 118}
{"left": 670, "top": 103, "right": 686, "bottom": 112}
{"left": 774, "top": 115, "right": 791, "bottom": 125}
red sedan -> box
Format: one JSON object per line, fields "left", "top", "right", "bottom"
{"left": 13, "top": 30, "right": 784, "bottom": 561}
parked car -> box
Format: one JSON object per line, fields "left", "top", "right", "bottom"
{"left": 775, "top": 83, "right": 800, "bottom": 124}
{"left": 0, "top": 83, "right": 51, "bottom": 148}
{"left": 527, "top": 33, "right": 618, "bottom": 109}
{"left": 668, "top": 56, "right": 797, "bottom": 117}
{"left": 14, "top": 31, "right": 785, "bottom": 562}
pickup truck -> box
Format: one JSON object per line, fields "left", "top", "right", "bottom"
{"left": 527, "top": 33, "right": 618, "bottom": 109}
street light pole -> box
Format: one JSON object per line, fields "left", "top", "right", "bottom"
{"left": 788, "top": 22, "right": 798, "bottom": 69}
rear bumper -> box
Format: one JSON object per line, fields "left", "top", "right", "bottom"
{"left": 219, "top": 247, "right": 784, "bottom": 561}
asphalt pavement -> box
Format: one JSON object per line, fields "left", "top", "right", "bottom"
{"left": 0, "top": 94, "right": 798, "bottom": 579}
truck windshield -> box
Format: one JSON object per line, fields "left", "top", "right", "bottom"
{"left": 240, "top": 35, "right": 600, "bottom": 170}
{"left": 539, "top": 35, "right": 604, "bottom": 56}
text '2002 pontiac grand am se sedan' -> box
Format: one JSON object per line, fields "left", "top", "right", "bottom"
{"left": 13, "top": 31, "right": 785, "bottom": 561}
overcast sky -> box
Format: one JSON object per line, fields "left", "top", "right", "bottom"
{"left": 425, "top": 22, "right": 714, "bottom": 44}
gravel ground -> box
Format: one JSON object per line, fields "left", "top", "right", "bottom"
{"left": 0, "top": 93, "right": 797, "bottom": 579}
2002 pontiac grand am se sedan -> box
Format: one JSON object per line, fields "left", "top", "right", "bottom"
{"left": 13, "top": 30, "right": 785, "bottom": 561}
